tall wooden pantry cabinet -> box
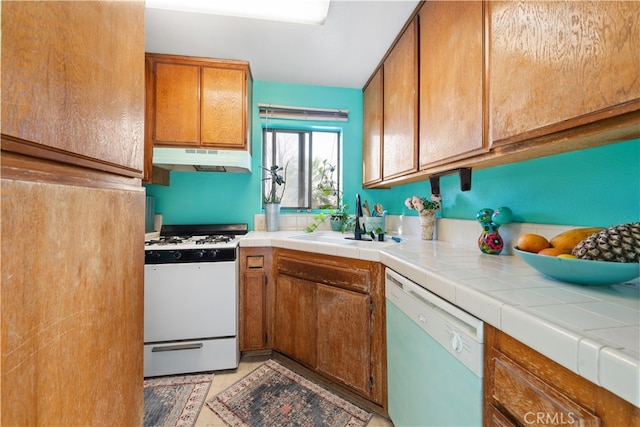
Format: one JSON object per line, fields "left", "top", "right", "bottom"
{"left": 1, "top": 1, "right": 146, "bottom": 425}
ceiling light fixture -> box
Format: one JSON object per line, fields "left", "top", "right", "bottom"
{"left": 146, "top": 0, "right": 331, "bottom": 25}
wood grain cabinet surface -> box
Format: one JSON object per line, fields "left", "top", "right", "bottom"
{"left": 145, "top": 53, "right": 251, "bottom": 150}
{"left": 362, "top": 0, "right": 639, "bottom": 189}
{"left": 2, "top": 1, "right": 145, "bottom": 178}
{"left": 484, "top": 324, "right": 640, "bottom": 427}
{"left": 362, "top": 68, "right": 384, "bottom": 187}
{"left": 1, "top": 1, "right": 145, "bottom": 425}
{"left": 489, "top": 1, "right": 640, "bottom": 147}
{"left": 418, "top": 0, "right": 486, "bottom": 169}
{"left": 273, "top": 249, "right": 387, "bottom": 408}
{"left": 382, "top": 17, "right": 419, "bottom": 181}
{"left": 239, "top": 248, "right": 274, "bottom": 352}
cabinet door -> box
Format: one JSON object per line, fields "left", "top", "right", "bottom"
{"left": 484, "top": 325, "right": 640, "bottom": 427}
{"left": 419, "top": 0, "right": 486, "bottom": 168}
{"left": 201, "top": 66, "right": 247, "bottom": 149}
{"left": 490, "top": 1, "right": 640, "bottom": 146}
{"left": 383, "top": 17, "right": 418, "bottom": 180}
{"left": 274, "top": 275, "right": 317, "bottom": 367}
{"left": 316, "top": 284, "right": 372, "bottom": 397}
{"left": 2, "top": 1, "right": 144, "bottom": 176}
{"left": 363, "top": 67, "right": 383, "bottom": 186}
{"left": 153, "top": 61, "right": 200, "bottom": 145}
{"left": 239, "top": 255, "right": 268, "bottom": 351}
{"left": 491, "top": 354, "right": 600, "bottom": 426}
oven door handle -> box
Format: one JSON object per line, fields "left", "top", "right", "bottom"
{"left": 151, "top": 343, "right": 204, "bottom": 352}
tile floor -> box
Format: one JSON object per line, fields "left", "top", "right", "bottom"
{"left": 194, "top": 355, "right": 394, "bottom": 427}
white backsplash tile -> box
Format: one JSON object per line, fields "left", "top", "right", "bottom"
{"left": 253, "top": 213, "right": 591, "bottom": 249}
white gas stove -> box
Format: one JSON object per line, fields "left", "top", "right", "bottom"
{"left": 143, "top": 223, "right": 247, "bottom": 377}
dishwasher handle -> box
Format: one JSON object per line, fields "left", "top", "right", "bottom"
{"left": 385, "top": 268, "right": 483, "bottom": 343}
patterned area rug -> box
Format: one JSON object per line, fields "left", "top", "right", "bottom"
{"left": 144, "top": 373, "right": 213, "bottom": 427}
{"left": 206, "top": 359, "right": 372, "bottom": 427}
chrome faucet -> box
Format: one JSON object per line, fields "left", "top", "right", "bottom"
{"left": 354, "top": 193, "right": 365, "bottom": 240}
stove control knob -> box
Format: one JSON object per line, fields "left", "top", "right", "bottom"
{"left": 194, "top": 250, "right": 205, "bottom": 259}
{"left": 172, "top": 251, "right": 182, "bottom": 260}
{"left": 146, "top": 251, "right": 161, "bottom": 260}
{"left": 209, "top": 249, "right": 220, "bottom": 259}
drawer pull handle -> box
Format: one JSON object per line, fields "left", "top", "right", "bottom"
{"left": 151, "top": 343, "right": 203, "bottom": 352}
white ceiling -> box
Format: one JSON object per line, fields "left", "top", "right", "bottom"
{"left": 144, "top": 1, "right": 420, "bottom": 89}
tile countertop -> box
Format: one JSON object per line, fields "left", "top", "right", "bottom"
{"left": 240, "top": 230, "right": 640, "bottom": 408}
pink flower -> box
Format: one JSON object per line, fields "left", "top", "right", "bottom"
{"left": 412, "top": 196, "right": 424, "bottom": 212}
{"left": 404, "top": 198, "right": 413, "bottom": 210}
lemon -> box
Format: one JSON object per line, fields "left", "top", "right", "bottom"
{"left": 557, "top": 254, "right": 577, "bottom": 259}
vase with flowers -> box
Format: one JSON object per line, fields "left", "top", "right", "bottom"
{"left": 262, "top": 163, "right": 288, "bottom": 232}
{"left": 405, "top": 194, "right": 441, "bottom": 240}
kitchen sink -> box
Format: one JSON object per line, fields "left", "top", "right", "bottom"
{"left": 289, "top": 232, "right": 359, "bottom": 245}
{"left": 289, "top": 231, "right": 396, "bottom": 246}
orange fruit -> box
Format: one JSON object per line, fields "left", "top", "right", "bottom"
{"left": 549, "top": 227, "right": 604, "bottom": 253}
{"left": 516, "top": 234, "right": 551, "bottom": 253}
{"left": 537, "top": 247, "right": 565, "bottom": 257}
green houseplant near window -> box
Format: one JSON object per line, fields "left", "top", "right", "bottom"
{"left": 262, "top": 163, "right": 287, "bottom": 231}
{"left": 305, "top": 159, "right": 353, "bottom": 233}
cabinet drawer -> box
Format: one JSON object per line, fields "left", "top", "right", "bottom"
{"left": 144, "top": 338, "right": 238, "bottom": 377}
{"left": 277, "top": 256, "right": 370, "bottom": 294}
{"left": 246, "top": 255, "right": 264, "bottom": 269}
{"left": 490, "top": 353, "right": 599, "bottom": 426}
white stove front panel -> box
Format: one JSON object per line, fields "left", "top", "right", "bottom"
{"left": 144, "top": 262, "right": 237, "bottom": 343}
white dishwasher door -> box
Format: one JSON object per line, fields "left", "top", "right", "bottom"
{"left": 386, "top": 268, "right": 483, "bottom": 427}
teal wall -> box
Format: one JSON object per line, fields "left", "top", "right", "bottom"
{"left": 145, "top": 80, "right": 639, "bottom": 229}
{"left": 144, "top": 80, "right": 364, "bottom": 226}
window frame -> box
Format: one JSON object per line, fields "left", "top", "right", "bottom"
{"left": 262, "top": 127, "right": 341, "bottom": 211}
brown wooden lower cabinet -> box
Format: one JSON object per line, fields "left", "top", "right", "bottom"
{"left": 239, "top": 247, "right": 274, "bottom": 351}
{"left": 265, "top": 248, "right": 386, "bottom": 407}
{"left": 316, "top": 283, "right": 372, "bottom": 397}
{"left": 484, "top": 324, "right": 640, "bottom": 426}
{"left": 273, "top": 273, "right": 317, "bottom": 367}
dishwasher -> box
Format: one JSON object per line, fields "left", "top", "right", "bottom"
{"left": 385, "top": 268, "right": 484, "bottom": 427}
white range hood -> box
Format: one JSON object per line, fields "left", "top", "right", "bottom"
{"left": 152, "top": 147, "right": 252, "bottom": 173}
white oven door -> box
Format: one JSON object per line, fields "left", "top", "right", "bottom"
{"left": 144, "top": 262, "right": 236, "bottom": 343}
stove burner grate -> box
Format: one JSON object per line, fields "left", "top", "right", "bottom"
{"left": 194, "top": 235, "right": 235, "bottom": 245}
{"left": 145, "top": 235, "right": 236, "bottom": 247}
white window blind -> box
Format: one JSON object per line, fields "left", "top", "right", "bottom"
{"left": 258, "top": 103, "right": 348, "bottom": 121}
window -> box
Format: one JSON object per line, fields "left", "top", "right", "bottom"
{"left": 263, "top": 128, "right": 340, "bottom": 210}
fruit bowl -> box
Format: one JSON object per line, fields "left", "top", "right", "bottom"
{"left": 513, "top": 248, "right": 640, "bottom": 286}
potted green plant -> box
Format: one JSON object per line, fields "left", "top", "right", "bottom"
{"left": 305, "top": 160, "right": 351, "bottom": 233}
{"left": 262, "top": 163, "right": 288, "bottom": 231}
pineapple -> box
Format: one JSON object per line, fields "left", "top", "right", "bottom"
{"left": 572, "top": 222, "right": 640, "bottom": 263}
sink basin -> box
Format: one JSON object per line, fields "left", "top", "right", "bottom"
{"left": 289, "top": 232, "right": 396, "bottom": 246}
{"left": 289, "top": 232, "right": 358, "bottom": 245}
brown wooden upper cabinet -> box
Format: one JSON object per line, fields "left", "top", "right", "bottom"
{"left": 489, "top": 1, "right": 640, "bottom": 146}
{"left": 145, "top": 53, "right": 251, "bottom": 150}
{"left": 362, "top": 0, "right": 639, "bottom": 189}
{"left": 382, "top": 17, "right": 419, "bottom": 180}
{"left": 419, "top": 0, "right": 486, "bottom": 169}
{"left": 362, "top": 68, "right": 383, "bottom": 186}
{"left": 2, "top": 1, "right": 144, "bottom": 178}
